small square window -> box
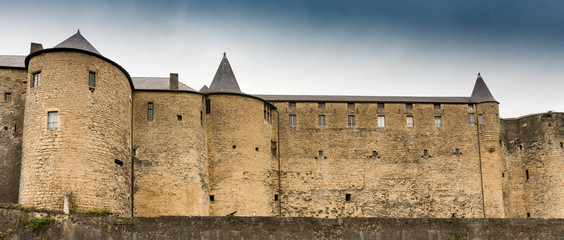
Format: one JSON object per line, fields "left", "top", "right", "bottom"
{"left": 372, "top": 151, "right": 378, "bottom": 158}
{"left": 32, "top": 72, "right": 41, "bottom": 87}
{"left": 348, "top": 103, "right": 355, "bottom": 109}
{"left": 345, "top": 193, "right": 351, "bottom": 202}
{"left": 406, "top": 116, "right": 414, "bottom": 128}
{"left": 210, "top": 195, "right": 215, "bottom": 202}
{"left": 289, "top": 102, "right": 296, "bottom": 109}
{"left": 468, "top": 104, "right": 474, "bottom": 110}
{"left": 4, "top": 93, "right": 11, "bottom": 101}
{"left": 289, "top": 115, "right": 296, "bottom": 127}
{"left": 318, "top": 102, "right": 325, "bottom": 109}
{"left": 434, "top": 116, "right": 442, "bottom": 128}
{"left": 348, "top": 115, "right": 355, "bottom": 127}
{"left": 434, "top": 104, "right": 440, "bottom": 110}
{"left": 318, "top": 115, "right": 326, "bottom": 127}
{"left": 377, "top": 103, "right": 384, "bottom": 110}
{"left": 378, "top": 115, "right": 385, "bottom": 128}
{"left": 177, "top": 115, "right": 182, "bottom": 120}
{"left": 319, "top": 151, "right": 323, "bottom": 156}
{"left": 88, "top": 71, "right": 96, "bottom": 88}
{"left": 48, "top": 111, "right": 58, "bottom": 129}
{"left": 274, "top": 194, "right": 279, "bottom": 201}
{"left": 406, "top": 103, "right": 413, "bottom": 110}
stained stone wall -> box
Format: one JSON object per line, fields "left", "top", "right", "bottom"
{"left": 501, "top": 112, "right": 564, "bottom": 218}
{"left": 132, "top": 91, "right": 209, "bottom": 217}
{"left": 205, "top": 94, "right": 278, "bottom": 216}
{"left": 0, "top": 67, "right": 26, "bottom": 203}
{"left": 20, "top": 51, "right": 132, "bottom": 216}
{"left": 274, "top": 101, "right": 488, "bottom": 218}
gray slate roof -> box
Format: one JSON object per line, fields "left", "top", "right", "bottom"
{"left": 255, "top": 94, "right": 473, "bottom": 103}
{"left": 132, "top": 77, "right": 196, "bottom": 91}
{"left": 54, "top": 31, "right": 101, "bottom": 55}
{"left": 199, "top": 85, "right": 209, "bottom": 93}
{"left": 470, "top": 74, "right": 497, "bottom": 103}
{"left": 0, "top": 55, "right": 25, "bottom": 68}
{"left": 208, "top": 53, "right": 242, "bottom": 93}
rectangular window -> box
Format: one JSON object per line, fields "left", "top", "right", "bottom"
{"left": 372, "top": 151, "right": 378, "bottom": 158}
{"left": 455, "top": 149, "right": 460, "bottom": 157}
{"left": 32, "top": 72, "right": 40, "bottom": 87}
{"left": 468, "top": 104, "right": 474, "bottom": 110}
{"left": 289, "top": 102, "right": 296, "bottom": 109}
{"left": 434, "top": 104, "right": 441, "bottom": 110}
{"left": 318, "top": 115, "right": 326, "bottom": 127}
{"left": 378, "top": 115, "right": 385, "bottom": 128}
{"left": 469, "top": 113, "right": 475, "bottom": 126}
{"left": 205, "top": 99, "right": 211, "bottom": 114}
{"left": 47, "top": 111, "right": 58, "bottom": 129}
{"left": 348, "top": 103, "right": 355, "bottom": 109}
{"left": 318, "top": 102, "right": 325, "bottom": 109}
{"left": 289, "top": 115, "right": 296, "bottom": 127}
{"left": 423, "top": 149, "right": 428, "bottom": 157}
{"left": 377, "top": 103, "right": 384, "bottom": 110}
{"left": 434, "top": 116, "right": 442, "bottom": 128}
{"left": 319, "top": 151, "right": 323, "bottom": 156}
{"left": 406, "top": 103, "right": 413, "bottom": 110}
{"left": 88, "top": 72, "right": 96, "bottom": 88}
{"left": 4, "top": 93, "right": 11, "bottom": 101}
{"left": 271, "top": 141, "right": 277, "bottom": 157}
{"left": 148, "top": 102, "right": 154, "bottom": 121}
{"left": 479, "top": 114, "right": 484, "bottom": 125}
{"left": 345, "top": 193, "right": 351, "bottom": 202}
{"left": 406, "top": 116, "right": 414, "bottom": 128}
{"left": 348, "top": 115, "right": 356, "bottom": 127}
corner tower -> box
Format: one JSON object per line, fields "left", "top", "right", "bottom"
{"left": 471, "top": 73, "right": 504, "bottom": 217}
{"left": 20, "top": 31, "right": 133, "bottom": 216}
{"left": 205, "top": 53, "right": 278, "bottom": 216}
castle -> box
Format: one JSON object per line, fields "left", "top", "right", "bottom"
{"left": 0, "top": 31, "right": 562, "bottom": 219}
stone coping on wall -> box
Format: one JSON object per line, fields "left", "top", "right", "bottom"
{"left": 1, "top": 204, "right": 564, "bottom": 239}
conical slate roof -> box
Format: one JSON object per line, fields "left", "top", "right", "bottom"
{"left": 199, "top": 85, "right": 209, "bottom": 93}
{"left": 208, "top": 53, "right": 241, "bottom": 93}
{"left": 54, "top": 30, "right": 101, "bottom": 55}
{"left": 470, "top": 73, "right": 497, "bottom": 103}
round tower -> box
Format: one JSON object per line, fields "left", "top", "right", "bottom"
{"left": 20, "top": 31, "right": 133, "bottom": 216}
{"left": 205, "top": 54, "right": 278, "bottom": 216}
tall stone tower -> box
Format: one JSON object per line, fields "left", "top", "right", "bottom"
{"left": 471, "top": 74, "right": 505, "bottom": 217}
{"left": 205, "top": 54, "right": 278, "bottom": 216}
{"left": 20, "top": 31, "right": 133, "bottom": 216}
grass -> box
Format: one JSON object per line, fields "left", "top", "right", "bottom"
{"left": 22, "top": 214, "right": 53, "bottom": 232}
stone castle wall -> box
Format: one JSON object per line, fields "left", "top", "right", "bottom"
{"left": 20, "top": 51, "right": 132, "bottom": 216}
{"left": 0, "top": 67, "right": 26, "bottom": 203}
{"left": 274, "top": 101, "right": 488, "bottom": 218}
{"left": 501, "top": 112, "right": 564, "bottom": 218}
{"left": 205, "top": 94, "right": 278, "bottom": 216}
{"left": 132, "top": 91, "right": 209, "bottom": 217}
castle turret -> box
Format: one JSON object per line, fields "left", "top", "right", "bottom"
{"left": 20, "top": 31, "right": 133, "bottom": 216}
{"left": 205, "top": 53, "right": 278, "bottom": 216}
{"left": 471, "top": 73, "right": 505, "bottom": 217}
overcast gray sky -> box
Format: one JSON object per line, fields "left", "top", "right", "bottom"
{"left": 1, "top": 0, "right": 563, "bottom": 118}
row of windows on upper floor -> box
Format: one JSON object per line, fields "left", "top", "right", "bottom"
{"left": 288, "top": 102, "right": 476, "bottom": 111}
{"left": 30, "top": 72, "right": 97, "bottom": 90}
{"left": 288, "top": 113, "right": 485, "bottom": 128}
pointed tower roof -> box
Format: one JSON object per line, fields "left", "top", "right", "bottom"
{"left": 208, "top": 53, "right": 242, "bottom": 93}
{"left": 471, "top": 73, "right": 497, "bottom": 103}
{"left": 199, "top": 85, "right": 209, "bottom": 93}
{"left": 54, "top": 30, "right": 101, "bottom": 55}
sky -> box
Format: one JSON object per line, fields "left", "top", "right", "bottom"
{"left": 1, "top": 0, "right": 563, "bottom": 118}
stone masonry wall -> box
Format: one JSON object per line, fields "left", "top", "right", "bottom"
{"left": 275, "top": 101, "right": 486, "bottom": 218}
{"left": 501, "top": 112, "right": 564, "bottom": 218}
{"left": 20, "top": 51, "right": 132, "bottom": 216}
{"left": 0, "top": 67, "right": 26, "bottom": 203}
{"left": 1, "top": 205, "right": 563, "bottom": 240}
{"left": 133, "top": 91, "right": 209, "bottom": 217}
{"left": 205, "top": 94, "right": 278, "bottom": 216}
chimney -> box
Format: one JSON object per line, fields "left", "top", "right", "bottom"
{"left": 30, "top": 43, "right": 43, "bottom": 54}
{"left": 169, "top": 73, "right": 179, "bottom": 90}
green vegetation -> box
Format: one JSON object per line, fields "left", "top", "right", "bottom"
{"left": 115, "top": 218, "right": 134, "bottom": 225}
{"left": 22, "top": 214, "right": 53, "bottom": 232}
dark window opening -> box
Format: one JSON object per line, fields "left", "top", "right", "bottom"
{"left": 502, "top": 173, "right": 505, "bottom": 178}
{"left": 527, "top": 213, "right": 530, "bottom": 218}
{"left": 14, "top": 124, "right": 16, "bottom": 132}
{"left": 345, "top": 194, "right": 351, "bottom": 202}
{"left": 377, "top": 103, "right": 384, "bottom": 109}
{"left": 133, "top": 148, "right": 137, "bottom": 156}
{"left": 5, "top": 93, "right": 11, "bottom": 101}
{"left": 468, "top": 104, "right": 474, "bottom": 110}
{"left": 274, "top": 194, "right": 279, "bottom": 201}
{"left": 406, "top": 103, "right": 413, "bottom": 110}
{"left": 148, "top": 102, "right": 154, "bottom": 121}
{"left": 289, "top": 102, "right": 296, "bottom": 109}
{"left": 319, "top": 151, "right": 323, "bottom": 156}
{"left": 526, "top": 169, "right": 529, "bottom": 180}
{"left": 256, "top": 147, "right": 259, "bottom": 151}
{"left": 500, "top": 140, "right": 503, "bottom": 146}
{"left": 560, "top": 142, "right": 563, "bottom": 148}
{"left": 519, "top": 144, "right": 523, "bottom": 150}
{"left": 205, "top": 99, "right": 211, "bottom": 114}
{"left": 318, "top": 102, "right": 325, "bottom": 109}
{"left": 423, "top": 149, "right": 428, "bottom": 157}
{"left": 88, "top": 71, "right": 96, "bottom": 89}
{"left": 372, "top": 151, "right": 378, "bottom": 158}
{"left": 233, "top": 145, "right": 236, "bottom": 149}
{"left": 210, "top": 195, "right": 215, "bottom": 202}
{"left": 455, "top": 149, "right": 460, "bottom": 157}
{"left": 3, "top": 127, "right": 7, "bottom": 130}
{"left": 271, "top": 141, "right": 277, "bottom": 157}
{"left": 347, "top": 103, "right": 355, "bottom": 109}
{"left": 200, "top": 111, "right": 203, "bottom": 126}
{"left": 177, "top": 115, "right": 182, "bottom": 120}
{"left": 434, "top": 104, "right": 440, "bottom": 110}
{"left": 114, "top": 159, "right": 123, "bottom": 166}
